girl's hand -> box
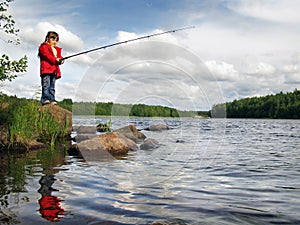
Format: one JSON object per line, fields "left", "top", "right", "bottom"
{"left": 57, "top": 58, "right": 64, "bottom": 65}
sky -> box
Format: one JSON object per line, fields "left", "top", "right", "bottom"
{"left": 1, "top": 0, "right": 300, "bottom": 111}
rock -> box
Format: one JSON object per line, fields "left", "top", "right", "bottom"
{"left": 99, "top": 132, "right": 139, "bottom": 152}
{"left": 73, "top": 126, "right": 97, "bottom": 134}
{"left": 115, "top": 125, "right": 146, "bottom": 143}
{"left": 75, "top": 140, "right": 112, "bottom": 161}
{"left": 77, "top": 132, "right": 138, "bottom": 159}
{"left": 150, "top": 219, "right": 188, "bottom": 225}
{"left": 145, "top": 123, "right": 170, "bottom": 131}
{"left": 39, "top": 105, "right": 72, "bottom": 135}
{"left": 26, "top": 140, "right": 48, "bottom": 150}
{"left": 75, "top": 133, "right": 99, "bottom": 143}
{"left": 140, "top": 138, "right": 160, "bottom": 150}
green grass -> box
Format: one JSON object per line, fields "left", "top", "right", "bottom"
{"left": 8, "top": 100, "right": 69, "bottom": 149}
{"left": 9, "top": 100, "right": 39, "bottom": 147}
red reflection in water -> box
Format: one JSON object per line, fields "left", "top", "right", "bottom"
{"left": 38, "top": 175, "right": 65, "bottom": 222}
{"left": 39, "top": 195, "right": 65, "bottom": 221}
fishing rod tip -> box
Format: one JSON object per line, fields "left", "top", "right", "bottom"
{"left": 182, "top": 25, "right": 196, "bottom": 30}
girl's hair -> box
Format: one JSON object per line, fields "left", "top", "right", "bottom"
{"left": 38, "top": 31, "right": 59, "bottom": 57}
{"left": 45, "top": 31, "right": 59, "bottom": 42}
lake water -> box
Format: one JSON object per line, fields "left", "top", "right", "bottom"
{"left": 1, "top": 117, "right": 300, "bottom": 224}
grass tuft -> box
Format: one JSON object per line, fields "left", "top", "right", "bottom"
{"left": 8, "top": 100, "right": 69, "bottom": 149}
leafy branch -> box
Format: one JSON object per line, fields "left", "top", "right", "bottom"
{"left": 0, "top": 0, "right": 28, "bottom": 82}
{"left": 0, "top": 54, "right": 27, "bottom": 82}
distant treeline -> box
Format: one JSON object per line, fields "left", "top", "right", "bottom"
{"left": 211, "top": 89, "right": 300, "bottom": 119}
{"left": 58, "top": 99, "right": 209, "bottom": 118}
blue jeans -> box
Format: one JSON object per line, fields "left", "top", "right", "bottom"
{"left": 41, "top": 73, "right": 56, "bottom": 104}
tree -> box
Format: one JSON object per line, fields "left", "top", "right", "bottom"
{"left": 0, "top": 0, "right": 28, "bottom": 82}
{"left": 212, "top": 89, "right": 300, "bottom": 119}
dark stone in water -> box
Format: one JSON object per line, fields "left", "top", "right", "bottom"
{"left": 75, "top": 133, "right": 98, "bottom": 143}
{"left": 73, "top": 125, "right": 97, "bottom": 133}
{"left": 145, "top": 123, "right": 170, "bottom": 131}
{"left": 150, "top": 218, "right": 189, "bottom": 225}
{"left": 140, "top": 138, "right": 160, "bottom": 150}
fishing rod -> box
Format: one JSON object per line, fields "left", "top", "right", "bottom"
{"left": 62, "top": 26, "right": 195, "bottom": 60}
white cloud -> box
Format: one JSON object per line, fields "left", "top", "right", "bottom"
{"left": 284, "top": 73, "right": 300, "bottom": 84}
{"left": 227, "top": 0, "right": 300, "bottom": 24}
{"left": 20, "top": 22, "right": 84, "bottom": 53}
{"left": 70, "top": 40, "right": 225, "bottom": 110}
{"left": 204, "top": 61, "right": 240, "bottom": 81}
{"left": 117, "top": 31, "right": 138, "bottom": 42}
{"left": 1, "top": 80, "right": 40, "bottom": 99}
{"left": 282, "top": 64, "right": 299, "bottom": 73}
{"left": 282, "top": 64, "right": 300, "bottom": 84}
{"left": 90, "top": 39, "right": 210, "bottom": 80}
{"left": 56, "top": 82, "right": 78, "bottom": 101}
{"left": 244, "top": 62, "right": 276, "bottom": 75}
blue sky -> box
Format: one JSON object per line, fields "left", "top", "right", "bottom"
{"left": 1, "top": 0, "right": 300, "bottom": 111}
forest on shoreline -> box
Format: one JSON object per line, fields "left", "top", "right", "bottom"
{"left": 58, "top": 98, "right": 209, "bottom": 118}
{"left": 212, "top": 89, "right": 300, "bottom": 119}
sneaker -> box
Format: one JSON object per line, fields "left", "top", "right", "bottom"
{"left": 42, "top": 100, "right": 50, "bottom": 105}
{"left": 51, "top": 101, "right": 57, "bottom": 105}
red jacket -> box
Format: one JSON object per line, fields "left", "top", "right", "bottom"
{"left": 39, "top": 42, "right": 63, "bottom": 79}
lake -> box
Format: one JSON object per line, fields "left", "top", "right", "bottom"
{"left": 1, "top": 117, "right": 300, "bottom": 224}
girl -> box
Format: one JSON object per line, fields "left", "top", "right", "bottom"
{"left": 38, "top": 31, "right": 64, "bottom": 105}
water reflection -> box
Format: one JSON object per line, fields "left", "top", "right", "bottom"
{"left": 38, "top": 174, "right": 65, "bottom": 222}
{"left": 0, "top": 144, "right": 71, "bottom": 224}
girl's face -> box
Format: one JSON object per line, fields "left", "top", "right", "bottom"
{"left": 47, "top": 37, "right": 58, "bottom": 46}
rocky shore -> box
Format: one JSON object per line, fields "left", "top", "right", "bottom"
{"left": 1, "top": 104, "right": 72, "bottom": 150}
{"left": 72, "top": 122, "right": 164, "bottom": 160}
{"left": 1, "top": 105, "right": 166, "bottom": 160}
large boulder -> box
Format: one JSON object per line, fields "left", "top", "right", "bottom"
{"left": 77, "top": 132, "right": 138, "bottom": 159}
{"left": 115, "top": 125, "right": 146, "bottom": 143}
{"left": 98, "top": 132, "right": 139, "bottom": 153}
{"left": 39, "top": 105, "right": 72, "bottom": 135}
